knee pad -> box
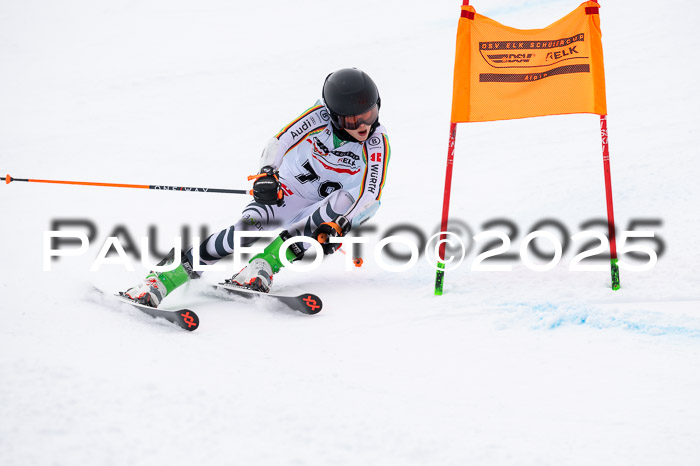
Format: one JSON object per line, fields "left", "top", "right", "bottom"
{"left": 325, "top": 189, "right": 355, "bottom": 214}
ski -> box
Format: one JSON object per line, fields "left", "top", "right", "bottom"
{"left": 213, "top": 281, "right": 323, "bottom": 315}
{"left": 107, "top": 290, "right": 200, "bottom": 331}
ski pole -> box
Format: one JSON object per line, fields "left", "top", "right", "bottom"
{"left": 339, "top": 247, "right": 364, "bottom": 267}
{"left": 317, "top": 233, "right": 363, "bottom": 267}
{"left": 2, "top": 173, "right": 248, "bottom": 195}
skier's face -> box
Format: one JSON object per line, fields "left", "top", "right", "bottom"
{"left": 345, "top": 123, "right": 371, "bottom": 142}
{"left": 336, "top": 104, "right": 378, "bottom": 142}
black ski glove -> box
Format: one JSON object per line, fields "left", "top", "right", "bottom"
{"left": 249, "top": 165, "right": 283, "bottom": 206}
{"left": 312, "top": 215, "right": 351, "bottom": 255}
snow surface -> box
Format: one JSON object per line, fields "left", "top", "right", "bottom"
{"left": 2, "top": 0, "right": 700, "bottom": 465}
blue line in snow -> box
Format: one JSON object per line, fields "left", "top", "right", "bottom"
{"left": 504, "top": 302, "right": 700, "bottom": 339}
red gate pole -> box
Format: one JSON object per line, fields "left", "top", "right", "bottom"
{"left": 435, "top": 0, "right": 471, "bottom": 295}
{"left": 435, "top": 122, "right": 458, "bottom": 295}
{"left": 600, "top": 114, "right": 620, "bottom": 290}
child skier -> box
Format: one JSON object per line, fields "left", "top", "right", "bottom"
{"left": 122, "top": 68, "right": 390, "bottom": 307}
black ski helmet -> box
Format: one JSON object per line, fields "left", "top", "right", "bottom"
{"left": 322, "top": 68, "right": 381, "bottom": 129}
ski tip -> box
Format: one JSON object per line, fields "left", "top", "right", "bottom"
{"left": 299, "top": 294, "right": 323, "bottom": 315}
{"left": 177, "top": 309, "right": 200, "bottom": 331}
{"left": 114, "top": 292, "right": 200, "bottom": 331}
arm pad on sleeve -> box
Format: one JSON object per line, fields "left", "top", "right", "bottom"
{"left": 259, "top": 138, "right": 282, "bottom": 170}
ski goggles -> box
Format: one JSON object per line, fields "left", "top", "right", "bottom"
{"left": 335, "top": 104, "right": 379, "bottom": 130}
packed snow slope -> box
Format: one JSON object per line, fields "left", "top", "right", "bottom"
{"left": 1, "top": 0, "right": 699, "bottom": 465}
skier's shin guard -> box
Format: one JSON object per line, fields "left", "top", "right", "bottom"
{"left": 150, "top": 251, "right": 198, "bottom": 295}
{"left": 252, "top": 230, "right": 304, "bottom": 273}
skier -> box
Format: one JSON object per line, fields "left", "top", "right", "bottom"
{"left": 122, "top": 68, "right": 390, "bottom": 307}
